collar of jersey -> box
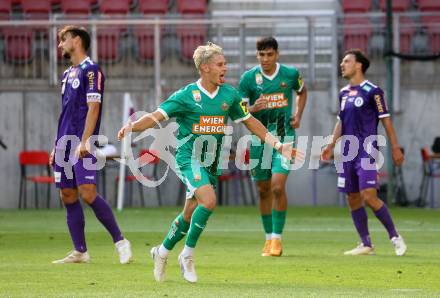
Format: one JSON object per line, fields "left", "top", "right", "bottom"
{"left": 347, "top": 80, "right": 368, "bottom": 89}
{"left": 79, "top": 56, "right": 91, "bottom": 67}
{"left": 259, "top": 63, "right": 280, "bottom": 81}
{"left": 196, "top": 79, "right": 219, "bottom": 99}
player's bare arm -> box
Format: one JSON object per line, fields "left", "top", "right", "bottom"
{"left": 291, "top": 86, "right": 308, "bottom": 129}
{"left": 321, "top": 119, "right": 342, "bottom": 161}
{"left": 117, "top": 110, "right": 165, "bottom": 140}
{"left": 242, "top": 115, "right": 303, "bottom": 160}
{"left": 381, "top": 117, "right": 404, "bottom": 166}
{"left": 77, "top": 102, "right": 100, "bottom": 158}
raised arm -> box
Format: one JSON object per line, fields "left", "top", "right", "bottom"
{"left": 242, "top": 115, "right": 302, "bottom": 160}
{"left": 117, "top": 110, "right": 165, "bottom": 140}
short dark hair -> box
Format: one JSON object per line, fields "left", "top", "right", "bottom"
{"left": 256, "top": 36, "right": 278, "bottom": 51}
{"left": 58, "top": 25, "right": 90, "bottom": 52}
{"left": 344, "top": 49, "right": 370, "bottom": 73}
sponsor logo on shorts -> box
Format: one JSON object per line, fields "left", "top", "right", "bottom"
{"left": 263, "top": 93, "right": 288, "bottom": 109}
{"left": 366, "top": 180, "right": 376, "bottom": 185}
{"left": 54, "top": 172, "right": 61, "bottom": 183}
{"left": 337, "top": 177, "right": 345, "bottom": 187}
{"left": 72, "top": 78, "right": 80, "bottom": 89}
{"left": 192, "top": 116, "right": 227, "bottom": 134}
{"left": 85, "top": 175, "right": 94, "bottom": 180}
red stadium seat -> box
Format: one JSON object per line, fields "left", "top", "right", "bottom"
{"left": 0, "top": 0, "right": 11, "bottom": 20}
{"left": 2, "top": 28, "right": 33, "bottom": 62}
{"left": 139, "top": 0, "right": 168, "bottom": 14}
{"left": 341, "top": 0, "right": 371, "bottom": 13}
{"left": 343, "top": 17, "right": 372, "bottom": 53}
{"left": 99, "top": 0, "right": 129, "bottom": 14}
{"left": 380, "top": 15, "right": 416, "bottom": 53}
{"left": 134, "top": 0, "right": 168, "bottom": 61}
{"left": 176, "top": 0, "right": 207, "bottom": 14}
{"left": 61, "top": 0, "right": 91, "bottom": 15}
{"left": 18, "top": 151, "right": 55, "bottom": 209}
{"left": 379, "top": 0, "right": 411, "bottom": 12}
{"left": 421, "top": 16, "right": 440, "bottom": 53}
{"left": 133, "top": 26, "right": 156, "bottom": 61}
{"left": 21, "top": 0, "right": 52, "bottom": 19}
{"left": 97, "top": 27, "right": 122, "bottom": 62}
{"left": 176, "top": 15, "right": 207, "bottom": 61}
{"left": 418, "top": 0, "right": 440, "bottom": 12}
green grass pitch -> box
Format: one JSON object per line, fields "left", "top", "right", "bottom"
{"left": 0, "top": 206, "right": 439, "bottom": 297}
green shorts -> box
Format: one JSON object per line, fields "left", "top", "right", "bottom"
{"left": 249, "top": 135, "right": 295, "bottom": 181}
{"left": 176, "top": 162, "right": 218, "bottom": 199}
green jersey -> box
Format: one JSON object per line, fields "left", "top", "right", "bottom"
{"left": 238, "top": 63, "right": 303, "bottom": 137}
{"left": 159, "top": 79, "right": 250, "bottom": 175}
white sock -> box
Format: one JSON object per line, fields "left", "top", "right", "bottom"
{"left": 181, "top": 245, "right": 194, "bottom": 257}
{"left": 265, "top": 233, "right": 272, "bottom": 241}
{"left": 272, "top": 233, "right": 281, "bottom": 239}
{"left": 158, "top": 244, "right": 170, "bottom": 258}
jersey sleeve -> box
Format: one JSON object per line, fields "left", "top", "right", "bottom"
{"left": 371, "top": 87, "right": 390, "bottom": 119}
{"left": 229, "top": 89, "right": 251, "bottom": 123}
{"left": 84, "top": 65, "right": 104, "bottom": 103}
{"left": 290, "top": 68, "right": 305, "bottom": 93}
{"left": 158, "top": 89, "right": 186, "bottom": 120}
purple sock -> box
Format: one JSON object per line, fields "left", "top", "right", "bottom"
{"left": 374, "top": 204, "right": 398, "bottom": 239}
{"left": 89, "top": 195, "right": 124, "bottom": 243}
{"left": 351, "top": 207, "right": 372, "bottom": 247}
{"left": 65, "top": 200, "right": 87, "bottom": 253}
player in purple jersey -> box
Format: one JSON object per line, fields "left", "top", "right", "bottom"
{"left": 50, "top": 26, "right": 132, "bottom": 264}
{"left": 321, "top": 49, "right": 407, "bottom": 256}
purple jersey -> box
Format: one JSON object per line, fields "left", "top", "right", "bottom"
{"left": 338, "top": 80, "right": 389, "bottom": 159}
{"left": 56, "top": 57, "right": 104, "bottom": 144}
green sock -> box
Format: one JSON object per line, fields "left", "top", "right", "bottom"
{"left": 185, "top": 205, "right": 213, "bottom": 248}
{"left": 272, "top": 209, "right": 286, "bottom": 235}
{"left": 261, "top": 214, "right": 272, "bottom": 234}
{"left": 162, "top": 213, "right": 190, "bottom": 250}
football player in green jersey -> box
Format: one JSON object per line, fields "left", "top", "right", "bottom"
{"left": 118, "top": 42, "right": 301, "bottom": 283}
{"left": 238, "top": 37, "right": 308, "bottom": 257}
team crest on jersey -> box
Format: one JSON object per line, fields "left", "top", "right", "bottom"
{"left": 255, "top": 73, "right": 263, "bottom": 85}
{"left": 192, "top": 90, "right": 202, "bottom": 102}
{"left": 72, "top": 78, "right": 80, "bottom": 89}
{"left": 221, "top": 102, "right": 229, "bottom": 111}
{"left": 354, "top": 97, "right": 364, "bottom": 107}
{"left": 280, "top": 81, "right": 287, "bottom": 88}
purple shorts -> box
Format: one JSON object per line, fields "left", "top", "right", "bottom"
{"left": 337, "top": 160, "right": 378, "bottom": 193}
{"left": 53, "top": 148, "right": 97, "bottom": 189}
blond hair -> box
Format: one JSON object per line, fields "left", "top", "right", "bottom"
{"left": 193, "top": 42, "right": 223, "bottom": 71}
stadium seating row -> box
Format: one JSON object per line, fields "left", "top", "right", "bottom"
{"left": 1, "top": 26, "right": 207, "bottom": 63}
{"left": 0, "top": 0, "right": 208, "bottom": 63}
{"left": 0, "top": 0, "right": 207, "bottom": 16}
{"left": 342, "top": 0, "right": 440, "bottom": 54}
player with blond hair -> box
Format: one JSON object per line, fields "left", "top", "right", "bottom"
{"left": 118, "top": 42, "right": 300, "bottom": 282}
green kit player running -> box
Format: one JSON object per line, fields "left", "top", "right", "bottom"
{"left": 118, "top": 42, "right": 301, "bottom": 283}
{"left": 239, "top": 37, "right": 308, "bottom": 257}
